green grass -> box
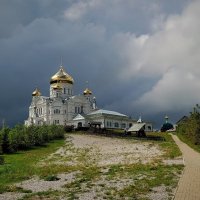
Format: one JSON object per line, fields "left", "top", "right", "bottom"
{"left": 176, "top": 132, "right": 200, "bottom": 153}
{"left": 20, "top": 190, "right": 62, "bottom": 200}
{"left": 101, "top": 163, "right": 183, "bottom": 199}
{"left": 150, "top": 132, "right": 182, "bottom": 158}
{"left": 0, "top": 139, "right": 65, "bottom": 193}
{"left": 129, "top": 131, "right": 182, "bottom": 158}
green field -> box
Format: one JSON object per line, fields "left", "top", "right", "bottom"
{"left": 0, "top": 139, "right": 65, "bottom": 193}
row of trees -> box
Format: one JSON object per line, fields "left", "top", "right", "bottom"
{"left": 176, "top": 104, "right": 200, "bottom": 145}
{"left": 0, "top": 124, "right": 65, "bottom": 155}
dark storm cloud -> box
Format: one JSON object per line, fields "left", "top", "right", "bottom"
{"left": 0, "top": 0, "right": 195, "bottom": 127}
{"left": 0, "top": 0, "right": 72, "bottom": 38}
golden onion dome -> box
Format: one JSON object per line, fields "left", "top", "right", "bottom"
{"left": 51, "top": 83, "right": 62, "bottom": 90}
{"left": 32, "top": 88, "right": 41, "bottom": 96}
{"left": 50, "top": 66, "right": 74, "bottom": 85}
{"left": 83, "top": 88, "right": 92, "bottom": 95}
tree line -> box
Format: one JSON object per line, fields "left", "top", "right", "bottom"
{"left": 176, "top": 104, "right": 200, "bottom": 145}
{"left": 0, "top": 124, "right": 65, "bottom": 164}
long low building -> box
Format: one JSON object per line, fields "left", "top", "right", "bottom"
{"left": 70, "top": 110, "right": 153, "bottom": 132}
{"left": 70, "top": 109, "right": 136, "bottom": 129}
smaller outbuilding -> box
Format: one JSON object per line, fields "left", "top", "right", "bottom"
{"left": 176, "top": 116, "right": 188, "bottom": 126}
{"left": 128, "top": 123, "right": 146, "bottom": 137}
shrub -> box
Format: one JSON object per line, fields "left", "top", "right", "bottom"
{"left": 64, "top": 125, "right": 74, "bottom": 132}
{"left": 9, "top": 124, "right": 30, "bottom": 151}
{"left": 44, "top": 175, "right": 60, "bottom": 181}
{"left": 0, "top": 130, "right": 2, "bottom": 154}
{"left": 0, "top": 127, "right": 11, "bottom": 153}
{"left": 0, "top": 124, "right": 65, "bottom": 154}
{"left": 0, "top": 156, "right": 4, "bottom": 165}
{"left": 177, "top": 104, "right": 200, "bottom": 145}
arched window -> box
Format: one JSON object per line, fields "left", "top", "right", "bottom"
{"left": 78, "top": 122, "right": 82, "bottom": 127}
{"left": 54, "top": 109, "right": 60, "bottom": 114}
{"left": 148, "top": 126, "right": 152, "bottom": 131}
{"left": 54, "top": 120, "right": 59, "bottom": 125}
{"left": 38, "top": 108, "right": 42, "bottom": 115}
{"left": 107, "top": 121, "right": 109, "bottom": 127}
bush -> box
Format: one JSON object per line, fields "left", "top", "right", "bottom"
{"left": 0, "top": 127, "right": 11, "bottom": 153}
{"left": 64, "top": 125, "right": 74, "bottom": 132}
{"left": 44, "top": 175, "right": 60, "bottom": 181}
{"left": 9, "top": 124, "right": 31, "bottom": 151}
{"left": 0, "top": 124, "right": 65, "bottom": 154}
{"left": 0, "top": 131, "right": 2, "bottom": 154}
{"left": 177, "top": 104, "right": 200, "bottom": 145}
{"left": 0, "top": 156, "right": 4, "bottom": 165}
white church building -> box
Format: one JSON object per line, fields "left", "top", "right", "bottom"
{"left": 25, "top": 65, "right": 152, "bottom": 131}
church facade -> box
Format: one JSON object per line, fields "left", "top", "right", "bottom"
{"left": 25, "top": 65, "right": 152, "bottom": 131}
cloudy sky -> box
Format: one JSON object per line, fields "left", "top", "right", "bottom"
{"left": 0, "top": 0, "right": 199, "bottom": 127}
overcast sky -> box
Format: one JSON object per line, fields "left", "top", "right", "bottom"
{"left": 0, "top": 0, "right": 199, "bottom": 128}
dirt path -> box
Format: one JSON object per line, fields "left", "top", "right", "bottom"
{"left": 171, "top": 134, "right": 200, "bottom": 200}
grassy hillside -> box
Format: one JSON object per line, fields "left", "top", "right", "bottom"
{"left": 176, "top": 105, "right": 200, "bottom": 152}
{"left": 0, "top": 139, "right": 65, "bottom": 193}
{"left": 0, "top": 132, "right": 183, "bottom": 200}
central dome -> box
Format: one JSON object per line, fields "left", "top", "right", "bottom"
{"left": 50, "top": 66, "right": 74, "bottom": 85}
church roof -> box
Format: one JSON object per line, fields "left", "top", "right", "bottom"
{"left": 50, "top": 66, "right": 74, "bottom": 85}
{"left": 32, "top": 88, "right": 41, "bottom": 96}
{"left": 137, "top": 116, "right": 143, "bottom": 123}
{"left": 83, "top": 88, "right": 92, "bottom": 95}
{"left": 73, "top": 114, "right": 87, "bottom": 121}
{"left": 88, "top": 109, "right": 127, "bottom": 117}
{"left": 176, "top": 116, "right": 188, "bottom": 125}
{"left": 128, "top": 123, "right": 146, "bottom": 132}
